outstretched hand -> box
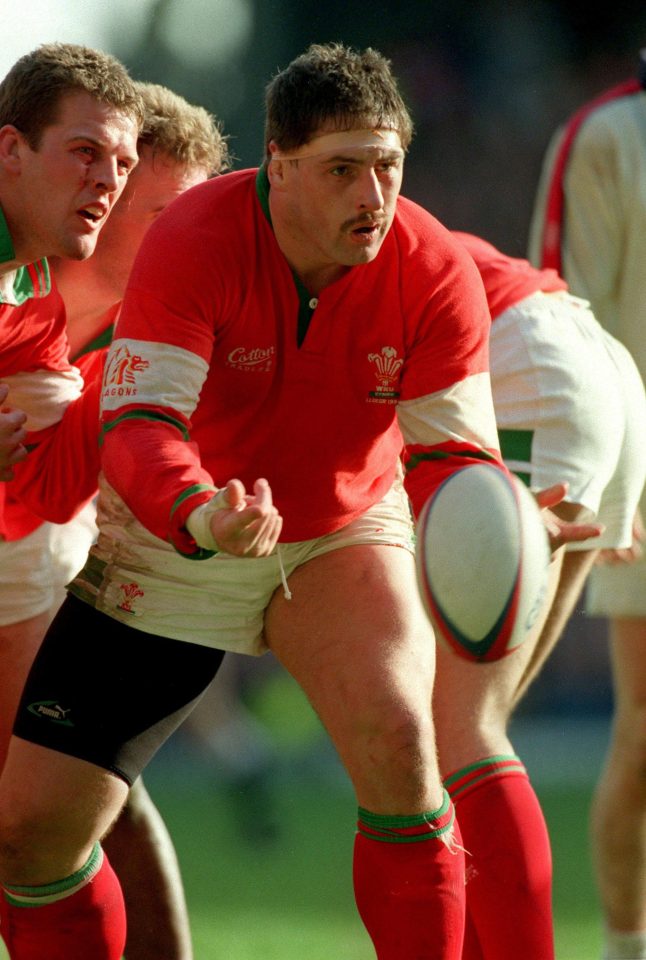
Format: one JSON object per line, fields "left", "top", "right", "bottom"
{"left": 534, "top": 482, "right": 604, "bottom": 554}
{"left": 0, "top": 384, "right": 28, "bottom": 481}
{"left": 209, "top": 478, "right": 283, "bottom": 557}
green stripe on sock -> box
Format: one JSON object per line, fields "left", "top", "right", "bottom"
{"left": 357, "top": 792, "right": 454, "bottom": 843}
{"left": 4, "top": 843, "right": 102, "bottom": 907}
{"left": 443, "top": 754, "right": 522, "bottom": 789}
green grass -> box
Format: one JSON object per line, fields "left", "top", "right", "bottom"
{"left": 145, "top": 749, "right": 603, "bottom": 960}
{"left": 140, "top": 669, "right": 606, "bottom": 959}
{"left": 0, "top": 664, "right": 604, "bottom": 960}
{"left": 0, "top": 750, "right": 603, "bottom": 960}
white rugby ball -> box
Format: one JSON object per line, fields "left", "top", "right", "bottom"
{"left": 415, "top": 464, "right": 551, "bottom": 662}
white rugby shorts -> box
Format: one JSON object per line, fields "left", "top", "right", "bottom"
{"left": 0, "top": 502, "right": 97, "bottom": 625}
{"left": 491, "top": 291, "right": 646, "bottom": 554}
{"left": 70, "top": 471, "right": 416, "bottom": 655}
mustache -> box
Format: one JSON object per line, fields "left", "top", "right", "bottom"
{"left": 341, "top": 213, "right": 385, "bottom": 232}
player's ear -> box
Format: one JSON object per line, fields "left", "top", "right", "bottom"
{"left": 0, "top": 125, "right": 25, "bottom": 174}
{"left": 266, "top": 141, "right": 286, "bottom": 189}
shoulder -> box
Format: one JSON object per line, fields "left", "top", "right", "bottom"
{"left": 391, "top": 196, "right": 479, "bottom": 279}
{"left": 574, "top": 89, "right": 646, "bottom": 155}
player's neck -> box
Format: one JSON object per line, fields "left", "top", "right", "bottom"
{"left": 53, "top": 257, "right": 121, "bottom": 356}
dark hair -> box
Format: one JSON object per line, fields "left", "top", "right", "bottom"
{"left": 0, "top": 43, "right": 144, "bottom": 148}
{"left": 264, "top": 43, "right": 413, "bottom": 161}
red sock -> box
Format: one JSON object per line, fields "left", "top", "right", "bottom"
{"left": 445, "top": 756, "right": 554, "bottom": 960}
{"left": 462, "top": 911, "right": 484, "bottom": 960}
{"left": 353, "top": 792, "right": 465, "bottom": 959}
{"left": 2, "top": 844, "right": 126, "bottom": 960}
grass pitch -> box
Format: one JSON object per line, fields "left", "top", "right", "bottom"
{"left": 144, "top": 670, "right": 605, "bottom": 960}
{"left": 148, "top": 769, "right": 602, "bottom": 960}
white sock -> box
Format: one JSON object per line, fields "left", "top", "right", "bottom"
{"left": 604, "top": 928, "right": 646, "bottom": 959}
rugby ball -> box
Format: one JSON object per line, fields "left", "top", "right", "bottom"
{"left": 415, "top": 464, "right": 551, "bottom": 662}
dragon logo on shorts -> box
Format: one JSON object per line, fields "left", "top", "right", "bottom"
{"left": 117, "top": 581, "right": 144, "bottom": 613}
{"left": 367, "top": 346, "right": 403, "bottom": 404}
{"left": 27, "top": 701, "right": 74, "bottom": 726}
{"left": 103, "top": 345, "right": 150, "bottom": 394}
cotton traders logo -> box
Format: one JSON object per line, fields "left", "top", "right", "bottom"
{"left": 226, "top": 345, "right": 275, "bottom": 373}
{"left": 103, "top": 345, "right": 150, "bottom": 397}
{"left": 117, "top": 581, "right": 144, "bottom": 613}
{"left": 367, "top": 346, "right": 403, "bottom": 404}
{"left": 27, "top": 701, "right": 74, "bottom": 726}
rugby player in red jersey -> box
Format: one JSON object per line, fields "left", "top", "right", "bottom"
{"left": 0, "top": 73, "right": 228, "bottom": 960}
{"left": 0, "top": 44, "right": 599, "bottom": 960}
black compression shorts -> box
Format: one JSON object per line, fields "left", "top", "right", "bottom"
{"left": 13, "top": 593, "right": 225, "bottom": 785}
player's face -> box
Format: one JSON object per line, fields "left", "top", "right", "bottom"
{"left": 94, "top": 145, "right": 208, "bottom": 292}
{"left": 270, "top": 126, "right": 404, "bottom": 286}
{"left": 9, "top": 90, "right": 139, "bottom": 263}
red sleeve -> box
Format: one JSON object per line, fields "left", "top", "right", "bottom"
{"left": 404, "top": 441, "right": 506, "bottom": 519}
{"left": 100, "top": 417, "right": 217, "bottom": 554}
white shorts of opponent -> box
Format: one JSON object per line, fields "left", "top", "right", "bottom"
{"left": 490, "top": 290, "right": 646, "bottom": 617}
{"left": 0, "top": 500, "right": 98, "bottom": 626}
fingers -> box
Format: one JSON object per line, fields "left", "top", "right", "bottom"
{"left": 209, "top": 478, "right": 282, "bottom": 557}
{"left": 544, "top": 516, "right": 604, "bottom": 553}
{"left": 219, "top": 478, "right": 246, "bottom": 510}
{"left": 534, "top": 482, "right": 569, "bottom": 510}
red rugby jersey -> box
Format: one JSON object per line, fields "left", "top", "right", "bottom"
{"left": 0, "top": 280, "right": 84, "bottom": 539}
{"left": 100, "top": 167, "right": 505, "bottom": 554}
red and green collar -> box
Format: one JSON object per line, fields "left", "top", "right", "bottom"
{"left": 0, "top": 205, "right": 51, "bottom": 304}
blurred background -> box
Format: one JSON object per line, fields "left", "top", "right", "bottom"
{"left": 3, "top": 2, "right": 646, "bottom": 956}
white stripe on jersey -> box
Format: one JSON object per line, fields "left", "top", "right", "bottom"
{"left": 101, "top": 338, "right": 209, "bottom": 418}
{"left": 397, "top": 371, "right": 500, "bottom": 451}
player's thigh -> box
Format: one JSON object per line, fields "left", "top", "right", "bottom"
{"left": 11, "top": 594, "right": 225, "bottom": 786}
{"left": 603, "top": 619, "right": 646, "bottom": 778}
{"left": 511, "top": 546, "right": 598, "bottom": 710}
{"left": 0, "top": 611, "right": 53, "bottom": 770}
{"left": 609, "top": 619, "right": 646, "bottom": 713}
{"left": 264, "top": 544, "right": 439, "bottom": 799}
{"left": 433, "top": 549, "right": 563, "bottom": 768}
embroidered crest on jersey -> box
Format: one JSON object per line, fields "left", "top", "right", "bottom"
{"left": 226, "top": 345, "right": 275, "bottom": 373}
{"left": 103, "top": 344, "right": 150, "bottom": 398}
{"left": 367, "top": 346, "right": 403, "bottom": 403}
{"left": 117, "top": 581, "right": 144, "bottom": 613}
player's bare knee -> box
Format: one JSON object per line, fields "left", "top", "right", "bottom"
{"left": 0, "top": 811, "right": 48, "bottom": 879}
{"left": 365, "top": 707, "right": 435, "bottom": 785}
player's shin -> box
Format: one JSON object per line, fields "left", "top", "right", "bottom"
{"left": 353, "top": 792, "right": 465, "bottom": 959}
